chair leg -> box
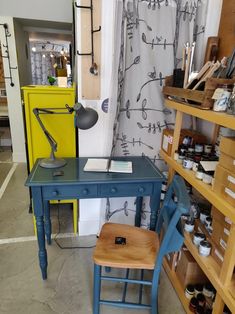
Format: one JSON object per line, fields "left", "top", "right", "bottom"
{"left": 151, "top": 270, "right": 160, "bottom": 314}
{"left": 151, "top": 282, "right": 158, "bottom": 314}
{"left": 93, "top": 264, "right": 101, "bottom": 314}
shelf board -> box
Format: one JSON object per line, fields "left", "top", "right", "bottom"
{"left": 160, "top": 150, "right": 235, "bottom": 224}
{"left": 184, "top": 232, "right": 235, "bottom": 313}
{"left": 165, "top": 99, "right": 235, "bottom": 130}
{"left": 228, "top": 276, "right": 235, "bottom": 302}
{"left": 163, "top": 259, "right": 191, "bottom": 314}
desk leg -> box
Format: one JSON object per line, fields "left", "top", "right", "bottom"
{"left": 135, "top": 197, "right": 143, "bottom": 227}
{"left": 149, "top": 187, "right": 161, "bottom": 231}
{"left": 35, "top": 215, "right": 48, "bottom": 280}
{"left": 32, "top": 187, "right": 48, "bottom": 280}
{"left": 44, "top": 201, "right": 51, "bottom": 245}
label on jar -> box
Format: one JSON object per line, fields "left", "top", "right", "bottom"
{"left": 212, "top": 88, "right": 225, "bottom": 100}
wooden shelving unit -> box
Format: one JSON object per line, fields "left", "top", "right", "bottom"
{"left": 160, "top": 150, "right": 235, "bottom": 224}
{"left": 163, "top": 259, "right": 191, "bottom": 314}
{"left": 161, "top": 99, "right": 235, "bottom": 314}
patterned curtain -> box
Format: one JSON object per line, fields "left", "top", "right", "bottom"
{"left": 31, "top": 52, "right": 56, "bottom": 85}
{"left": 101, "top": 0, "right": 208, "bottom": 228}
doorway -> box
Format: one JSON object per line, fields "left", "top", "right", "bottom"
{"left": 0, "top": 17, "right": 72, "bottom": 163}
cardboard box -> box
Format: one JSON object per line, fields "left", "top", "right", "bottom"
{"left": 211, "top": 206, "right": 232, "bottom": 231}
{"left": 176, "top": 247, "right": 208, "bottom": 288}
{"left": 211, "top": 242, "right": 224, "bottom": 267}
{"left": 211, "top": 220, "right": 229, "bottom": 251}
{"left": 219, "top": 152, "right": 235, "bottom": 174}
{"left": 213, "top": 164, "right": 235, "bottom": 207}
{"left": 161, "top": 128, "right": 207, "bottom": 156}
{"left": 219, "top": 136, "right": 235, "bottom": 158}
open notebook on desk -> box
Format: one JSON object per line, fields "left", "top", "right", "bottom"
{"left": 84, "top": 158, "right": 133, "bottom": 173}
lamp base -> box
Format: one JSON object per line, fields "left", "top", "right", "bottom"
{"left": 39, "top": 158, "right": 67, "bottom": 169}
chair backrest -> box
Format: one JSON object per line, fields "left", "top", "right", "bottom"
{"left": 155, "top": 175, "right": 190, "bottom": 268}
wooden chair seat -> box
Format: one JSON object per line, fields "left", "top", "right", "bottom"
{"left": 94, "top": 223, "right": 159, "bottom": 269}
{"left": 92, "top": 175, "right": 191, "bottom": 314}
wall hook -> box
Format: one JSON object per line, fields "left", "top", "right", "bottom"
{"left": 75, "top": 0, "right": 101, "bottom": 75}
{"left": 0, "top": 23, "right": 17, "bottom": 87}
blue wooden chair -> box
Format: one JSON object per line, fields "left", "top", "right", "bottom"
{"left": 93, "top": 175, "right": 190, "bottom": 314}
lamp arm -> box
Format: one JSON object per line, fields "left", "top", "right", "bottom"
{"left": 33, "top": 108, "right": 58, "bottom": 152}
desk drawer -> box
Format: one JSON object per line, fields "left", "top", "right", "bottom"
{"left": 100, "top": 183, "right": 153, "bottom": 197}
{"left": 42, "top": 184, "right": 98, "bottom": 199}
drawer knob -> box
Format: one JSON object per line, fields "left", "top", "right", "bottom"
{"left": 138, "top": 187, "right": 145, "bottom": 193}
{"left": 111, "top": 187, "right": 117, "bottom": 193}
{"left": 52, "top": 190, "right": 59, "bottom": 196}
{"left": 82, "top": 188, "right": 89, "bottom": 195}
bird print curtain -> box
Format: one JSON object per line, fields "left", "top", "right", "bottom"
{"left": 101, "top": 0, "right": 208, "bottom": 228}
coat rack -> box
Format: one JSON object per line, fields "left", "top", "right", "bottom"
{"left": 0, "top": 23, "right": 17, "bottom": 87}
{"left": 75, "top": 0, "right": 101, "bottom": 75}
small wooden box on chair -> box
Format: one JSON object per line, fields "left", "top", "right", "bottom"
{"left": 93, "top": 175, "right": 190, "bottom": 314}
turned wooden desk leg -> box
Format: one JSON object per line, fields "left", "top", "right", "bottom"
{"left": 32, "top": 187, "right": 48, "bottom": 280}
{"left": 135, "top": 196, "right": 143, "bottom": 227}
{"left": 35, "top": 215, "right": 48, "bottom": 280}
{"left": 44, "top": 200, "right": 52, "bottom": 245}
{"left": 149, "top": 186, "right": 161, "bottom": 231}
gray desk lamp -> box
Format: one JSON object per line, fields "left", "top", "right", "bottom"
{"left": 33, "top": 103, "right": 98, "bottom": 168}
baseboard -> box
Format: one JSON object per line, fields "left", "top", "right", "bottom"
{"left": 78, "top": 220, "right": 100, "bottom": 236}
{"left": 12, "top": 152, "right": 26, "bottom": 163}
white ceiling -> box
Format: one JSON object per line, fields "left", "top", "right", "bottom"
{"left": 14, "top": 17, "right": 72, "bottom": 44}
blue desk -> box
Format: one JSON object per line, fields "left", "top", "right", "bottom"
{"left": 25, "top": 156, "right": 164, "bottom": 279}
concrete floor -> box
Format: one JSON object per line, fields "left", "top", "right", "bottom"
{"left": 0, "top": 148, "right": 185, "bottom": 314}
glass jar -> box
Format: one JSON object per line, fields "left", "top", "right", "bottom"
{"left": 227, "top": 83, "right": 235, "bottom": 115}
{"left": 213, "top": 84, "right": 232, "bottom": 112}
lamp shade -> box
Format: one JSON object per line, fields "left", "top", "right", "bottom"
{"left": 74, "top": 103, "right": 98, "bottom": 129}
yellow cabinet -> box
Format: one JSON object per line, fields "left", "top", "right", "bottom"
{"left": 22, "top": 85, "right": 78, "bottom": 233}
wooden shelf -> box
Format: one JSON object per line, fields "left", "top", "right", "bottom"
{"left": 184, "top": 233, "right": 235, "bottom": 313}
{"left": 163, "top": 259, "right": 191, "bottom": 314}
{"left": 160, "top": 149, "right": 235, "bottom": 224}
{"left": 165, "top": 99, "right": 235, "bottom": 130}
{"left": 162, "top": 98, "right": 235, "bottom": 313}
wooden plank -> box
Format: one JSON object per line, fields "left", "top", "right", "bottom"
{"left": 163, "top": 86, "right": 204, "bottom": 103}
{"left": 80, "top": 0, "right": 101, "bottom": 99}
{"left": 168, "top": 110, "right": 183, "bottom": 182}
{"left": 211, "top": 124, "right": 220, "bottom": 145}
{"left": 165, "top": 99, "right": 235, "bottom": 130}
{"left": 217, "top": 0, "right": 235, "bottom": 60}
{"left": 212, "top": 294, "right": 224, "bottom": 314}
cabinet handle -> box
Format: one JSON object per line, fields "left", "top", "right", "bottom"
{"left": 111, "top": 187, "right": 117, "bottom": 193}
{"left": 82, "top": 188, "right": 89, "bottom": 195}
{"left": 138, "top": 186, "right": 145, "bottom": 193}
{"left": 52, "top": 190, "right": 59, "bottom": 196}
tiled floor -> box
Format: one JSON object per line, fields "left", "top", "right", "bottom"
{"left": 0, "top": 149, "right": 185, "bottom": 314}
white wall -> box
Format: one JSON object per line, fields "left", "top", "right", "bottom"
{"left": 75, "top": 0, "right": 116, "bottom": 235}
{"left": 0, "top": 0, "right": 72, "bottom": 23}
{"left": 0, "top": 1, "right": 73, "bottom": 162}
{"left": 0, "top": 17, "right": 26, "bottom": 162}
